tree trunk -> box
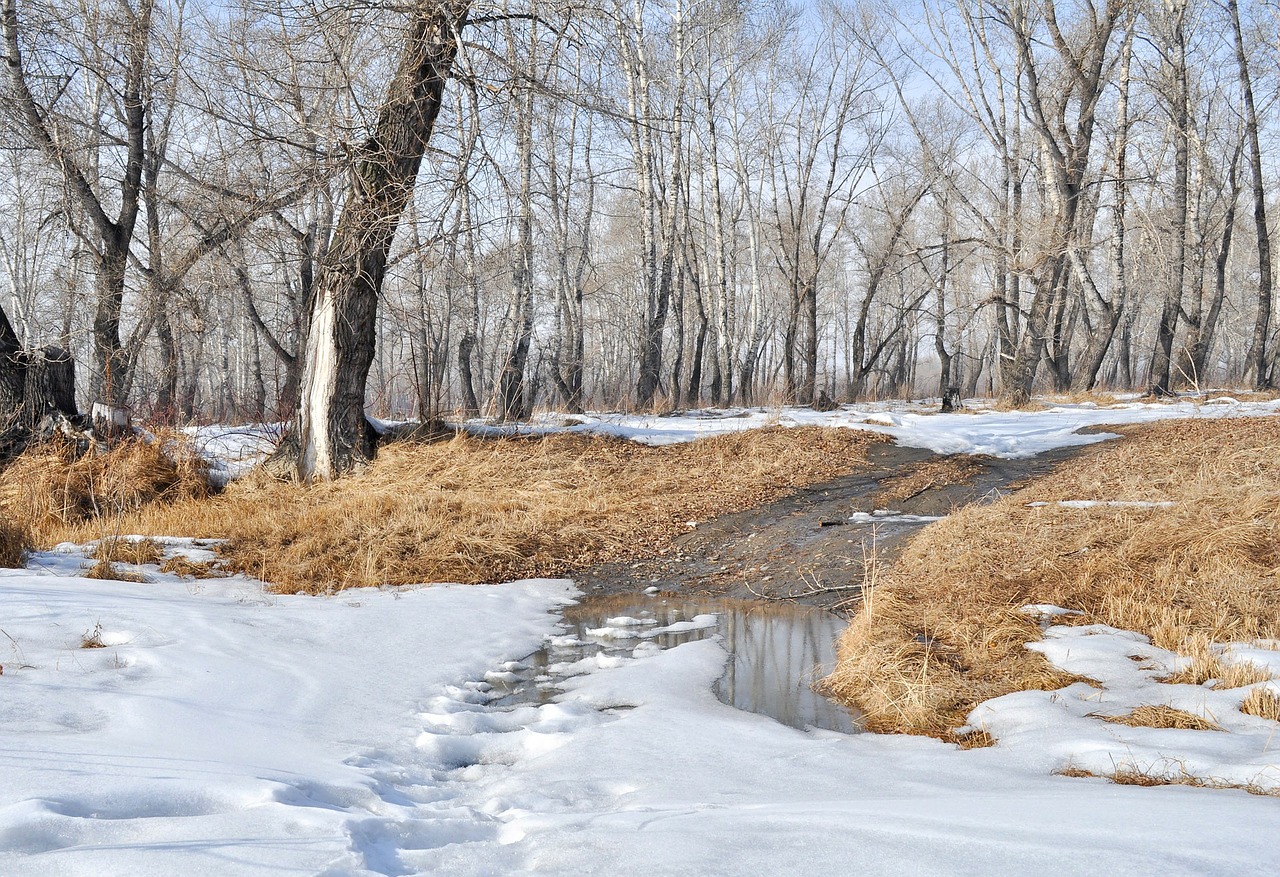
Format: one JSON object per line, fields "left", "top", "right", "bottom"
{"left": 296, "top": 2, "right": 469, "bottom": 480}
{"left": 1229, "top": 0, "right": 1273, "bottom": 388}
{"left": 1149, "top": 3, "right": 1190, "bottom": 396}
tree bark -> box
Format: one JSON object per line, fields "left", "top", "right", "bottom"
{"left": 296, "top": 2, "right": 469, "bottom": 480}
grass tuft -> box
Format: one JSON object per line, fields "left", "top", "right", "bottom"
{"left": 80, "top": 622, "right": 105, "bottom": 649}
{"left": 92, "top": 537, "right": 163, "bottom": 568}
{"left": 158, "top": 556, "right": 223, "bottom": 579}
{"left": 1098, "top": 705, "right": 1222, "bottom": 731}
{"left": 1240, "top": 687, "right": 1280, "bottom": 722}
{"left": 1056, "top": 762, "right": 1280, "bottom": 797}
{"left": 0, "top": 436, "right": 211, "bottom": 545}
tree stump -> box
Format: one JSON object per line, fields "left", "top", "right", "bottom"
{"left": 21, "top": 347, "right": 77, "bottom": 428}
{"left": 941, "top": 387, "right": 963, "bottom": 413}
{"left": 811, "top": 389, "right": 840, "bottom": 412}
{"left": 1, "top": 346, "right": 83, "bottom": 462}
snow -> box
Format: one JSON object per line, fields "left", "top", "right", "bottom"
{"left": 466, "top": 394, "right": 1280, "bottom": 459}
{"left": 968, "top": 622, "right": 1280, "bottom": 794}
{"left": 183, "top": 424, "right": 282, "bottom": 485}
{"left": 3, "top": 550, "right": 1278, "bottom": 875}
{"left": 5, "top": 396, "right": 1280, "bottom": 873}
{"left": 0, "top": 552, "right": 576, "bottom": 875}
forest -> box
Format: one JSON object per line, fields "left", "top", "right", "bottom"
{"left": 0, "top": 0, "right": 1276, "bottom": 476}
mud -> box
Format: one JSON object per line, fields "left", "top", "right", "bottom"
{"left": 573, "top": 439, "right": 1084, "bottom": 611}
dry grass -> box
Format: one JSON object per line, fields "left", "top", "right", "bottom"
{"left": 80, "top": 622, "right": 105, "bottom": 649}
{"left": 827, "top": 417, "right": 1280, "bottom": 738}
{"left": 952, "top": 728, "right": 997, "bottom": 749}
{"left": 16, "top": 426, "right": 879, "bottom": 594}
{"left": 0, "top": 519, "right": 30, "bottom": 568}
{"left": 83, "top": 558, "right": 146, "bottom": 582}
{"left": 1158, "top": 646, "right": 1277, "bottom": 689}
{"left": 1241, "top": 687, "right": 1280, "bottom": 722}
{"left": 1056, "top": 763, "right": 1280, "bottom": 797}
{"left": 1098, "top": 705, "right": 1222, "bottom": 731}
{"left": 92, "top": 537, "right": 164, "bottom": 567}
{"left": 158, "top": 556, "right": 224, "bottom": 579}
{"left": 872, "top": 456, "right": 987, "bottom": 507}
{"left": 0, "top": 436, "right": 211, "bottom": 545}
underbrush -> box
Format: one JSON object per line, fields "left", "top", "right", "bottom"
{"left": 0, "top": 519, "right": 30, "bottom": 568}
{"left": 19, "top": 426, "right": 878, "bottom": 594}
{"left": 0, "top": 436, "right": 211, "bottom": 547}
{"left": 825, "top": 417, "right": 1280, "bottom": 738}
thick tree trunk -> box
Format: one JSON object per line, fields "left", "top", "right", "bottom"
{"left": 1149, "top": 6, "right": 1189, "bottom": 396}
{"left": 0, "top": 303, "right": 24, "bottom": 425}
{"left": 296, "top": 2, "right": 468, "bottom": 481}
{"left": 1230, "top": 0, "right": 1273, "bottom": 389}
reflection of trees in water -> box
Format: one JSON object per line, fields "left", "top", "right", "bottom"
{"left": 537, "top": 597, "right": 856, "bottom": 733}
{"left": 717, "top": 605, "right": 853, "bottom": 733}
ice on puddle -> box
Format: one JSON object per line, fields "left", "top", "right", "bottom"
{"left": 641, "top": 614, "right": 718, "bottom": 637}
{"left": 584, "top": 626, "right": 642, "bottom": 640}
{"left": 1019, "top": 604, "right": 1085, "bottom": 618}
{"left": 848, "top": 510, "right": 944, "bottom": 524}
{"left": 603, "top": 616, "right": 658, "bottom": 627}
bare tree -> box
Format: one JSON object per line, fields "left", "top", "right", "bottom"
{"left": 296, "top": 2, "right": 469, "bottom": 480}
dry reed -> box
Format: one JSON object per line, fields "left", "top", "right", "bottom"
{"left": 0, "top": 436, "right": 211, "bottom": 545}
{"left": 826, "top": 417, "right": 1280, "bottom": 738}
{"left": 1241, "top": 687, "right": 1280, "bottom": 722}
{"left": 1099, "top": 705, "right": 1222, "bottom": 731}
{"left": 0, "top": 520, "right": 29, "bottom": 568}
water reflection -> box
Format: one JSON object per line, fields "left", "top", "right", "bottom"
{"left": 494, "top": 595, "right": 860, "bottom": 734}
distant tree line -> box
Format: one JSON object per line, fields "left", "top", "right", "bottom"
{"left": 1, "top": 0, "right": 1276, "bottom": 476}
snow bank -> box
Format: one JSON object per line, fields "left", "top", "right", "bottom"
{"left": 0, "top": 549, "right": 574, "bottom": 876}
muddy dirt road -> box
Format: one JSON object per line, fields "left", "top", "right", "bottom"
{"left": 574, "top": 440, "right": 1082, "bottom": 611}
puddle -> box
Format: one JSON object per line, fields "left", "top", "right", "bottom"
{"left": 490, "top": 596, "right": 861, "bottom": 734}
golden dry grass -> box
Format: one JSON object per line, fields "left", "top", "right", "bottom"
{"left": 1241, "top": 687, "right": 1280, "bottom": 722}
{"left": 10, "top": 426, "right": 878, "bottom": 594}
{"left": 0, "top": 436, "right": 211, "bottom": 545}
{"left": 826, "top": 417, "right": 1280, "bottom": 738}
{"left": 872, "top": 456, "right": 987, "bottom": 507}
{"left": 93, "top": 537, "right": 164, "bottom": 567}
{"left": 1099, "top": 705, "right": 1222, "bottom": 731}
{"left": 83, "top": 558, "right": 146, "bottom": 582}
{"left": 1158, "top": 645, "right": 1277, "bottom": 689}
{"left": 0, "top": 519, "right": 29, "bottom": 568}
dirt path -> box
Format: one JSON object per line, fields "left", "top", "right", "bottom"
{"left": 574, "top": 440, "right": 1084, "bottom": 611}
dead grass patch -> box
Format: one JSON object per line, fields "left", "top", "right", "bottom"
{"left": 1241, "top": 687, "right": 1280, "bottom": 721}
{"left": 873, "top": 456, "right": 987, "bottom": 507}
{"left": 92, "top": 537, "right": 163, "bottom": 567}
{"left": 82, "top": 558, "right": 146, "bottom": 582}
{"left": 158, "top": 556, "right": 223, "bottom": 579}
{"left": 952, "top": 728, "right": 996, "bottom": 749}
{"left": 80, "top": 622, "right": 105, "bottom": 649}
{"left": 1098, "top": 705, "right": 1222, "bottom": 731}
{"left": 827, "top": 417, "right": 1280, "bottom": 737}
{"left": 1158, "top": 648, "right": 1277, "bottom": 689}
{"left": 0, "top": 519, "right": 30, "bottom": 568}
{"left": 0, "top": 436, "right": 211, "bottom": 545}
{"left": 1056, "top": 763, "right": 1280, "bottom": 797}
{"left": 25, "top": 426, "right": 879, "bottom": 594}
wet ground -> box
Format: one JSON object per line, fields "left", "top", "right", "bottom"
{"left": 574, "top": 440, "right": 1082, "bottom": 612}
{"left": 536, "top": 439, "right": 1087, "bottom": 732}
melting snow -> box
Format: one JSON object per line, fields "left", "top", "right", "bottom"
{"left": 4, "top": 397, "right": 1280, "bottom": 873}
